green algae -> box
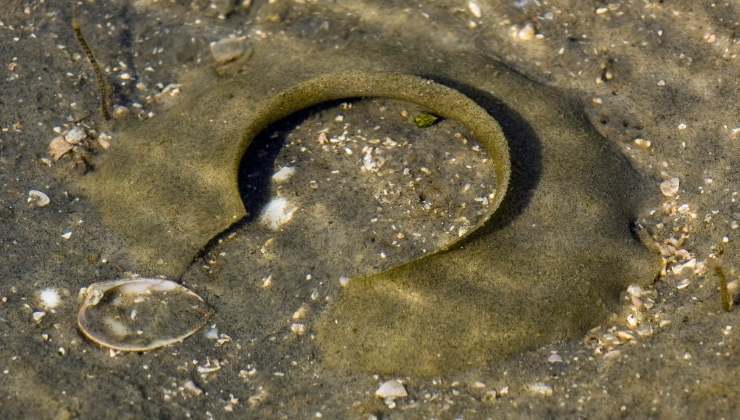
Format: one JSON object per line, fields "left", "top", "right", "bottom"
{"left": 76, "top": 35, "right": 660, "bottom": 376}
{"left": 413, "top": 112, "right": 439, "bottom": 128}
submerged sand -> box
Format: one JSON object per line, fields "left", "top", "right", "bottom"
{"left": 0, "top": 1, "right": 737, "bottom": 418}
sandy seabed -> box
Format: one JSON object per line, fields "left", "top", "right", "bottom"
{"left": 0, "top": 1, "right": 737, "bottom": 419}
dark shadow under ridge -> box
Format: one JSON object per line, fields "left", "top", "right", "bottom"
{"left": 236, "top": 77, "right": 542, "bottom": 233}
{"left": 237, "top": 99, "right": 358, "bottom": 222}
{"left": 424, "top": 75, "right": 543, "bottom": 235}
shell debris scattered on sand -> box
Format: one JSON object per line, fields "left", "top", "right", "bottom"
{"left": 77, "top": 277, "right": 210, "bottom": 351}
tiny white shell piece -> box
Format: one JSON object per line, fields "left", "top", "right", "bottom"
{"left": 272, "top": 166, "right": 296, "bottom": 183}
{"left": 259, "top": 197, "right": 297, "bottom": 230}
{"left": 77, "top": 278, "right": 210, "bottom": 352}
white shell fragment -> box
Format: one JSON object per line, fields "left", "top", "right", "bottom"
{"left": 467, "top": 1, "right": 482, "bottom": 18}
{"left": 375, "top": 379, "right": 408, "bottom": 399}
{"left": 271, "top": 166, "right": 296, "bottom": 183}
{"left": 77, "top": 278, "right": 210, "bottom": 352}
{"left": 27, "top": 190, "right": 50, "bottom": 208}
{"left": 259, "top": 197, "right": 297, "bottom": 230}
{"left": 660, "top": 177, "right": 680, "bottom": 197}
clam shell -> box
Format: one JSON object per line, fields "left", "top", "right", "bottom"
{"left": 77, "top": 278, "right": 210, "bottom": 352}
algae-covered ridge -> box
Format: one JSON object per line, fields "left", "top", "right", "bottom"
{"left": 78, "top": 36, "right": 660, "bottom": 376}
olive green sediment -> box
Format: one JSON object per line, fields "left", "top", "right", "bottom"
{"left": 76, "top": 35, "right": 660, "bottom": 375}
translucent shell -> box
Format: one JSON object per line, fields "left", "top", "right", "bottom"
{"left": 77, "top": 278, "right": 210, "bottom": 351}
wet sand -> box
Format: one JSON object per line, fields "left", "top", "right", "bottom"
{"left": 0, "top": 1, "right": 738, "bottom": 418}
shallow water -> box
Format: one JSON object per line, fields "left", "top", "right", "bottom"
{"left": 0, "top": 0, "right": 737, "bottom": 418}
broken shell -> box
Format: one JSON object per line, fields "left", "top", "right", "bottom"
{"left": 48, "top": 136, "right": 73, "bottom": 161}
{"left": 27, "top": 190, "right": 50, "bottom": 208}
{"left": 375, "top": 379, "right": 407, "bottom": 399}
{"left": 77, "top": 278, "right": 210, "bottom": 351}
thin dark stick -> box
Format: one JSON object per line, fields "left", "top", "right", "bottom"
{"left": 716, "top": 264, "right": 732, "bottom": 312}
{"left": 72, "top": 18, "right": 111, "bottom": 120}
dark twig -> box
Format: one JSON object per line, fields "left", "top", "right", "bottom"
{"left": 72, "top": 18, "right": 111, "bottom": 120}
